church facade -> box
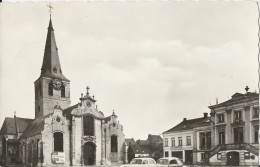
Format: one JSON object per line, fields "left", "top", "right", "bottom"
{"left": 0, "top": 18, "right": 126, "bottom": 166}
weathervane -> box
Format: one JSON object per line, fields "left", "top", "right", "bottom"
{"left": 47, "top": 3, "right": 54, "bottom": 16}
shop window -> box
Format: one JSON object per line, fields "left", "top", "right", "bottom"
{"left": 165, "top": 151, "right": 169, "bottom": 157}
{"left": 201, "top": 153, "right": 205, "bottom": 161}
{"left": 111, "top": 135, "right": 118, "bottom": 152}
{"left": 54, "top": 132, "right": 63, "bottom": 152}
{"left": 83, "top": 116, "right": 94, "bottom": 136}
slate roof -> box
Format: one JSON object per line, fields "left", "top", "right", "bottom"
{"left": 147, "top": 134, "right": 163, "bottom": 143}
{"left": 0, "top": 117, "right": 33, "bottom": 135}
{"left": 63, "top": 104, "right": 78, "bottom": 118}
{"left": 129, "top": 143, "right": 149, "bottom": 154}
{"left": 163, "top": 117, "right": 208, "bottom": 133}
{"left": 20, "top": 114, "right": 51, "bottom": 139}
{"left": 40, "top": 18, "right": 69, "bottom": 81}
{"left": 125, "top": 138, "right": 136, "bottom": 145}
{"left": 209, "top": 92, "right": 258, "bottom": 109}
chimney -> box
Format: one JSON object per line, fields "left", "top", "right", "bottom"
{"left": 203, "top": 113, "right": 208, "bottom": 118}
{"left": 183, "top": 118, "right": 187, "bottom": 121}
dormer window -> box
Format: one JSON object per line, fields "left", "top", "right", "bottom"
{"left": 253, "top": 108, "right": 259, "bottom": 119}
{"left": 217, "top": 114, "right": 224, "bottom": 123}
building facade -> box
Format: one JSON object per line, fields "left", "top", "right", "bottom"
{"left": 208, "top": 88, "right": 259, "bottom": 166}
{"left": 163, "top": 113, "right": 209, "bottom": 165}
{"left": 0, "top": 18, "right": 126, "bottom": 166}
{"left": 163, "top": 87, "right": 259, "bottom": 166}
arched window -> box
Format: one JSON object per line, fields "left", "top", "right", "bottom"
{"left": 61, "top": 84, "right": 65, "bottom": 97}
{"left": 48, "top": 82, "right": 53, "bottom": 96}
{"left": 83, "top": 116, "right": 94, "bottom": 136}
{"left": 111, "top": 135, "right": 118, "bottom": 152}
{"left": 54, "top": 132, "right": 63, "bottom": 152}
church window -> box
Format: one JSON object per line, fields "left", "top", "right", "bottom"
{"left": 61, "top": 84, "right": 65, "bottom": 97}
{"left": 54, "top": 132, "right": 63, "bottom": 152}
{"left": 83, "top": 116, "right": 94, "bottom": 136}
{"left": 48, "top": 82, "right": 53, "bottom": 96}
{"left": 111, "top": 135, "right": 118, "bottom": 152}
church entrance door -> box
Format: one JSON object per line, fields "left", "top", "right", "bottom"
{"left": 83, "top": 142, "right": 96, "bottom": 165}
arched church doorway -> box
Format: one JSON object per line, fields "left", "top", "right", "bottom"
{"left": 83, "top": 142, "right": 96, "bottom": 165}
{"left": 226, "top": 151, "right": 239, "bottom": 166}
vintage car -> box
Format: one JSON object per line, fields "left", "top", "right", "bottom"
{"left": 156, "top": 157, "right": 186, "bottom": 167}
{"left": 120, "top": 157, "right": 157, "bottom": 167}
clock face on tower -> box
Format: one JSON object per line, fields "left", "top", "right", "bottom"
{"left": 86, "top": 102, "right": 91, "bottom": 108}
{"left": 52, "top": 79, "right": 62, "bottom": 90}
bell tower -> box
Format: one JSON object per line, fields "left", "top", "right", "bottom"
{"left": 34, "top": 17, "right": 71, "bottom": 118}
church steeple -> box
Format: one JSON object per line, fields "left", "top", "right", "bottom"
{"left": 34, "top": 17, "right": 71, "bottom": 118}
{"left": 41, "top": 18, "right": 69, "bottom": 81}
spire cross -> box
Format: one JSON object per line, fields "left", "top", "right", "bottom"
{"left": 86, "top": 86, "right": 90, "bottom": 95}
{"left": 47, "top": 3, "right": 54, "bottom": 15}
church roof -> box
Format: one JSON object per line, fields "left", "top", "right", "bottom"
{"left": 40, "top": 18, "right": 69, "bottom": 81}
{"left": 20, "top": 114, "right": 51, "bottom": 139}
{"left": 63, "top": 104, "right": 78, "bottom": 118}
{"left": 0, "top": 117, "right": 33, "bottom": 135}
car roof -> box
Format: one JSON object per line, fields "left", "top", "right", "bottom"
{"left": 133, "top": 158, "right": 154, "bottom": 160}
{"left": 158, "top": 157, "right": 180, "bottom": 160}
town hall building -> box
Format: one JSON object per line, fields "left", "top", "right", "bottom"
{"left": 0, "top": 17, "right": 126, "bottom": 166}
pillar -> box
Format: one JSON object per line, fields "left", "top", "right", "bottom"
{"left": 182, "top": 150, "right": 185, "bottom": 163}
{"left": 71, "top": 116, "right": 76, "bottom": 165}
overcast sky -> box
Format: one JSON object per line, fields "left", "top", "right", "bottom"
{"left": 0, "top": 1, "right": 259, "bottom": 140}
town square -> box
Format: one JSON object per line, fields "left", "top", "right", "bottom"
{"left": 0, "top": 1, "right": 259, "bottom": 167}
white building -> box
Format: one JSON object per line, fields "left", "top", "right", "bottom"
{"left": 162, "top": 113, "right": 209, "bottom": 165}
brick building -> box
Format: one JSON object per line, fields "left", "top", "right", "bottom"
{"left": 0, "top": 17, "right": 126, "bottom": 166}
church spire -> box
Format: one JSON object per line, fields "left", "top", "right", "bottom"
{"left": 40, "top": 17, "right": 69, "bottom": 81}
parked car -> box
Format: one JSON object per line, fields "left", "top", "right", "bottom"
{"left": 156, "top": 157, "right": 187, "bottom": 167}
{"left": 120, "top": 157, "right": 157, "bottom": 167}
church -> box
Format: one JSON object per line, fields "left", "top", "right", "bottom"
{"left": 0, "top": 17, "right": 126, "bottom": 166}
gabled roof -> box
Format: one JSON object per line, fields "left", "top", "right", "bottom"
{"left": 129, "top": 143, "right": 149, "bottom": 154}
{"left": 147, "top": 134, "right": 163, "bottom": 143}
{"left": 209, "top": 92, "right": 258, "bottom": 109}
{"left": 125, "top": 138, "right": 136, "bottom": 145}
{"left": 0, "top": 117, "right": 33, "bottom": 135}
{"left": 40, "top": 18, "right": 69, "bottom": 81}
{"left": 20, "top": 114, "right": 51, "bottom": 139}
{"left": 164, "top": 117, "right": 207, "bottom": 133}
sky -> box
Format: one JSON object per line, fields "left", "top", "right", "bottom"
{"left": 0, "top": 1, "right": 259, "bottom": 140}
